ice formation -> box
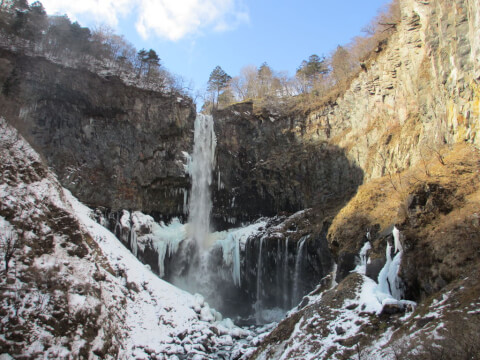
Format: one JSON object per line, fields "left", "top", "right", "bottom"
{"left": 377, "top": 226, "right": 404, "bottom": 301}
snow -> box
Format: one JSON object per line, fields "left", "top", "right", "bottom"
{"left": 65, "top": 189, "right": 259, "bottom": 358}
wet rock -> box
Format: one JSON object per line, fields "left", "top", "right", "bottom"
{"left": 366, "top": 258, "right": 386, "bottom": 282}
{"left": 212, "top": 103, "right": 364, "bottom": 227}
{"left": 380, "top": 301, "right": 405, "bottom": 315}
{"left": 335, "top": 252, "right": 356, "bottom": 283}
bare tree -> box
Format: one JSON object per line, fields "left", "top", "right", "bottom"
{"left": 2, "top": 231, "right": 17, "bottom": 274}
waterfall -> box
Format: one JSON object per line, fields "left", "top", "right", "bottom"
{"left": 188, "top": 114, "right": 216, "bottom": 250}
{"left": 292, "top": 236, "right": 308, "bottom": 306}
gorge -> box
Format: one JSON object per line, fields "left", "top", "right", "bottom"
{"left": 1, "top": 0, "right": 480, "bottom": 359}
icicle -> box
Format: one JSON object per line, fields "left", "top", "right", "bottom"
{"left": 354, "top": 241, "right": 371, "bottom": 275}
{"left": 183, "top": 189, "right": 188, "bottom": 214}
{"left": 292, "top": 236, "right": 308, "bottom": 306}
{"left": 393, "top": 226, "right": 402, "bottom": 253}
{"left": 233, "top": 235, "right": 241, "bottom": 286}
{"left": 255, "top": 237, "right": 265, "bottom": 325}
{"left": 130, "top": 228, "right": 138, "bottom": 257}
{"left": 283, "top": 237, "right": 289, "bottom": 309}
{"left": 276, "top": 238, "right": 282, "bottom": 308}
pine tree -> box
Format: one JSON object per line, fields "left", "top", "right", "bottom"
{"left": 296, "top": 54, "right": 329, "bottom": 93}
{"left": 207, "top": 66, "right": 231, "bottom": 109}
{"left": 257, "top": 62, "right": 273, "bottom": 98}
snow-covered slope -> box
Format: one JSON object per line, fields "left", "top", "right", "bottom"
{"left": 0, "top": 117, "right": 256, "bottom": 359}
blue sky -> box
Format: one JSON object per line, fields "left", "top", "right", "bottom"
{"left": 34, "top": 0, "right": 391, "bottom": 95}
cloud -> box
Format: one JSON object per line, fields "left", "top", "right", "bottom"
{"left": 34, "top": 0, "right": 133, "bottom": 27}
{"left": 33, "top": 0, "right": 249, "bottom": 41}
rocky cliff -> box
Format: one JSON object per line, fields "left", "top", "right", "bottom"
{"left": 0, "top": 48, "right": 195, "bottom": 216}
{"left": 244, "top": 0, "right": 480, "bottom": 356}
{"left": 297, "top": 0, "right": 480, "bottom": 180}
{"left": 212, "top": 0, "right": 480, "bottom": 226}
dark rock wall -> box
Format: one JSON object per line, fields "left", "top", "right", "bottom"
{"left": 212, "top": 102, "right": 364, "bottom": 229}
{"left": 0, "top": 49, "right": 195, "bottom": 215}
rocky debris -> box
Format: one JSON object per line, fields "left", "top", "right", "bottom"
{"left": 249, "top": 273, "right": 386, "bottom": 359}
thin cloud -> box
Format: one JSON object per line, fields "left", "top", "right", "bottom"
{"left": 32, "top": 0, "right": 249, "bottom": 41}
{"left": 34, "top": 0, "right": 132, "bottom": 26}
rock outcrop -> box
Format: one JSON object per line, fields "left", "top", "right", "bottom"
{"left": 0, "top": 48, "right": 195, "bottom": 215}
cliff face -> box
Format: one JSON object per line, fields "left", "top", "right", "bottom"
{"left": 297, "top": 0, "right": 480, "bottom": 180}
{"left": 211, "top": 0, "right": 480, "bottom": 301}
{"left": 0, "top": 49, "right": 195, "bottom": 215}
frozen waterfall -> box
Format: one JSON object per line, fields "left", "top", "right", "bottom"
{"left": 188, "top": 114, "right": 216, "bottom": 250}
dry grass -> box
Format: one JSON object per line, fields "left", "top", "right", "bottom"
{"left": 328, "top": 143, "right": 480, "bottom": 256}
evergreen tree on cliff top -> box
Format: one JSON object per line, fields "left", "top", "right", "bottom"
{"left": 207, "top": 65, "right": 231, "bottom": 109}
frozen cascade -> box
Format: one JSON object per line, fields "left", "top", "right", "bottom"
{"left": 354, "top": 241, "right": 372, "bottom": 275}
{"left": 216, "top": 220, "right": 267, "bottom": 286}
{"left": 255, "top": 237, "right": 265, "bottom": 325}
{"left": 283, "top": 237, "right": 290, "bottom": 309}
{"left": 292, "top": 236, "right": 309, "bottom": 306}
{"left": 133, "top": 213, "right": 186, "bottom": 278}
{"left": 129, "top": 228, "right": 138, "bottom": 257}
{"left": 377, "top": 226, "right": 404, "bottom": 301}
{"left": 188, "top": 113, "right": 216, "bottom": 250}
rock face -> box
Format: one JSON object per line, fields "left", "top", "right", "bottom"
{"left": 328, "top": 143, "right": 480, "bottom": 302}
{"left": 212, "top": 102, "right": 364, "bottom": 228}
{"left": 0, "top": 48, "right": 195, "bottom": 215}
